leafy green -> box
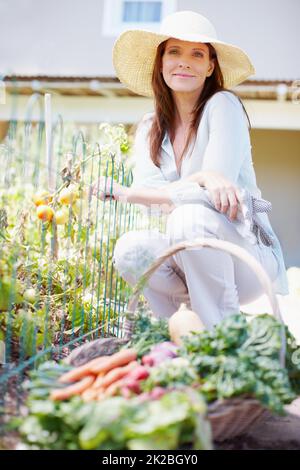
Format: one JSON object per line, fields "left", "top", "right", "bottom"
{"left": 142, "top": 357, "right": 199, "bottom": 391}
{"left": 18, "top": 312, "right": 300, "bottom": 449}
{"left": 126, "top": 310, "right": 170, "bottom": 357}
{"left": 22, "top": 361, "right": 73, "bottom": 400}
{"left": 180, "top": 313, "right": 300, "bottom": 413}
{"left": 19, "top": 386, "right": 212, "bottom": 450}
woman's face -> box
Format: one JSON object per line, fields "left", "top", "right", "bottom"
{"left": 161, "top": 38, "right": 215, "bottom": 97}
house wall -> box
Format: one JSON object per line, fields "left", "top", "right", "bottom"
{"left": 0, "top": 0, "right": 299, "bottom": 81}
{"left": 178, "top": 0, "right": 300, "bottom": 81}
{"left": 251, "top": 129, "right": 300, "bottom": 268}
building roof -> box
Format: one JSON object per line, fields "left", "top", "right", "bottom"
{"left": 3, "top": 75, "right": 296, "bottom": 101}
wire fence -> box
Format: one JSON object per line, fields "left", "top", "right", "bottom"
{"left": 0, "top": 93, "right": 166, "bottom": 422}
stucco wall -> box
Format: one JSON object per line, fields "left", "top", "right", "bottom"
{"left": 0, "top": 0, "right": 299, "bottom": 81}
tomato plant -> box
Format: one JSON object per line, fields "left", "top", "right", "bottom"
{"left": 0, "top": 121, "right": 142, "bottom": 364}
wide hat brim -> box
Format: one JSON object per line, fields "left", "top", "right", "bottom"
{"left": 113, "top": 29, "right": 255, "bottom": 97}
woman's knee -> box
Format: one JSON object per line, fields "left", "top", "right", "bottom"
{"left": 113, "top": 230, "right": 167, "bottom": 285}
{"left": 167, "top": 204, "right": 221, "bottom": 243}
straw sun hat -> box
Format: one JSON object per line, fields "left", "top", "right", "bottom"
{"left": 113, "top": 10, "right": 255, "bottom": 97}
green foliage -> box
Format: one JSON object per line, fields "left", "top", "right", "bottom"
{"left": 126, "top": 309, "right": 170, "bottom": 357}
{"left": 142, "top": 357, "right": 199, "bottom": 391}
{"left": 19, "top": 372, "right": 211, "bottom": 450}
{"left": 0, "top": 121, "right": 141, "bottom": 361}
{"left": 180, "top": 313, "right": 300, "bottom": 413}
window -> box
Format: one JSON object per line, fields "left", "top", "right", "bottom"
{"left": 122, "top": 1, "right": 162, "bottom": 23}
{"left": 102, "top": 0, "right": 177, "bottom": 37}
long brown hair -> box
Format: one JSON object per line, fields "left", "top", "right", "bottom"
{"left": 147, "top": 40, "right": 250, "bottom": 168}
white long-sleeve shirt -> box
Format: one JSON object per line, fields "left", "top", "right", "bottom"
{"left": 130, "top": 91, "right": 289, "bottom": 295}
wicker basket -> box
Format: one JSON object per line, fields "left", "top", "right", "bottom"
{"left": 122, "top": 236, "right": 286, "bottom": 442}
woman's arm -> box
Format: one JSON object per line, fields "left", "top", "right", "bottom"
{"left": 92, "top": 175, "right": 204, "bottom": 214}
{"left": 93, "top": 170, "right": 241, "bottom": 220}
{"left": 201, "top": 92, "right": 249, "bottom": 183}
{"left": 94, "top": 170, "right": 240, "bottom": 221}
{"left": 128, "top": 170, "right": 242, "bottom": 220}
{"left": 126, "top": 171, "right": 206, "bottom": 205}
{"left": 126, "top": 186, "right": 169, "bottom": 206}
{"left": 93, "top": 176, "right": 197, "bottom": 212}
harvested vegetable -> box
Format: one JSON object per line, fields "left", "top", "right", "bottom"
{"left": 142, "top": 358, "right": 199, "bottom": 392}
{"left": 142, "top": 342, "right": 178, "bottom": 366}
{"left": 125, "top": 310, "right": 170, "bottom": 357}
{"left": 152, "top": 341, "right": 179, "bottom": 355}
{"left": 169, "top": 303, "right": 205, "bottom": 346}
{"left": 92, "top": 372, "right": 105, "bottom": 389}
{"left": 17, "top": 310, "right": 300, "bottom": 451}
{"left": 90, "top": 348, "right": 137, "bottom": 374}
{"left": 20, "top": 388, "right": 212, "bottom": 450}
{"left": 103, "top": 379, "right": 128, "bottom": 398}
{"left": 50, "top": 375, "right": 95, "bottom": 401}
{"left": 93, "top": 361, "right": 138, "bottom": 390}
{"left": 180, "top": 313, "right": 300, "bottom": 413}
{"left": 41, "top": 349, "right": 138, "bottom": 403}
{"left": 81, "top": 388, "right": 99, "bottom": 403}
{"left": 127, "top": 365, "right": 149, "bottom": 381}
{"left": 137, "top": 387, "right": 167, "bottom": 403}
{"left": 99, "top": 365, "right": 150, "bottom": 400}
{"left": 58, "top": 356, "right": 107, "bottom": 383}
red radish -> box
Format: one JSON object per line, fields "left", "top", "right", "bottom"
{"left": 124, "top": 379, "right": 141, "bottom": 394}
{"left": 150, "top": 387, "right": 166, "bottom": 400}
{"left": 136, "top": 392, "right": 151, "bottom": 403}
{"left": 141, "top": 355, "right": 155, "bottom": 366}
{"left": 135, "top": 387, "right": 166, "bottom": 403}
{"left": 141, "top": 342, "right": 179, "bottom": 368}
{"left": 120, "top": 386, "right": 131, "bottom": 399}
{"left": 127, "top": 366, "right": 149, "bottom": 381}
{"left": 151, "top": 342, "right": 179, "bottom": 357}
{"left": 142, "top": 352, "right": 171, "bottom": 366}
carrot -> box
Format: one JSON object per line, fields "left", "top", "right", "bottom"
{"left": 58, "top": 356, "right": 107, "bottom": 383}
{"left": 92, "top": 372, "right": 105, "bottom": 390}
{"left": 103, "top": 379, "right": 125, "bottom": 397}
{"left": 90, "top": 349, "right": 137, "bottom": 375}
{"left": 97, "top": 390, "right": 106, "bottom": 401}
{"left": 81, "top": 387, "right": 99, "bottom": 402}
{"left": 93, "top": 361, "right": 138, "bottom": 390}
{"left": 50, "top": 375, "right": 95, "bottom": 401}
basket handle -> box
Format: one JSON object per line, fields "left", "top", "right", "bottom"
{"left": 124, "top": 237, "right": 286, "bottom": 367}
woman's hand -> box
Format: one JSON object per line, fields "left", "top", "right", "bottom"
{"left": 92, "top": 176, "right": 129, "bottom": 201}
{"left": 189, "top": 170, "right": 242, "bottom": 221}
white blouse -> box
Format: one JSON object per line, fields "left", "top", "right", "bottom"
{"left": 130, "top": 91, "right": 289, "bottom": 295}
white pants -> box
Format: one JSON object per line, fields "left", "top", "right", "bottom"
{"left": 113, "top": 204, "right": 279, "bottom": 330}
